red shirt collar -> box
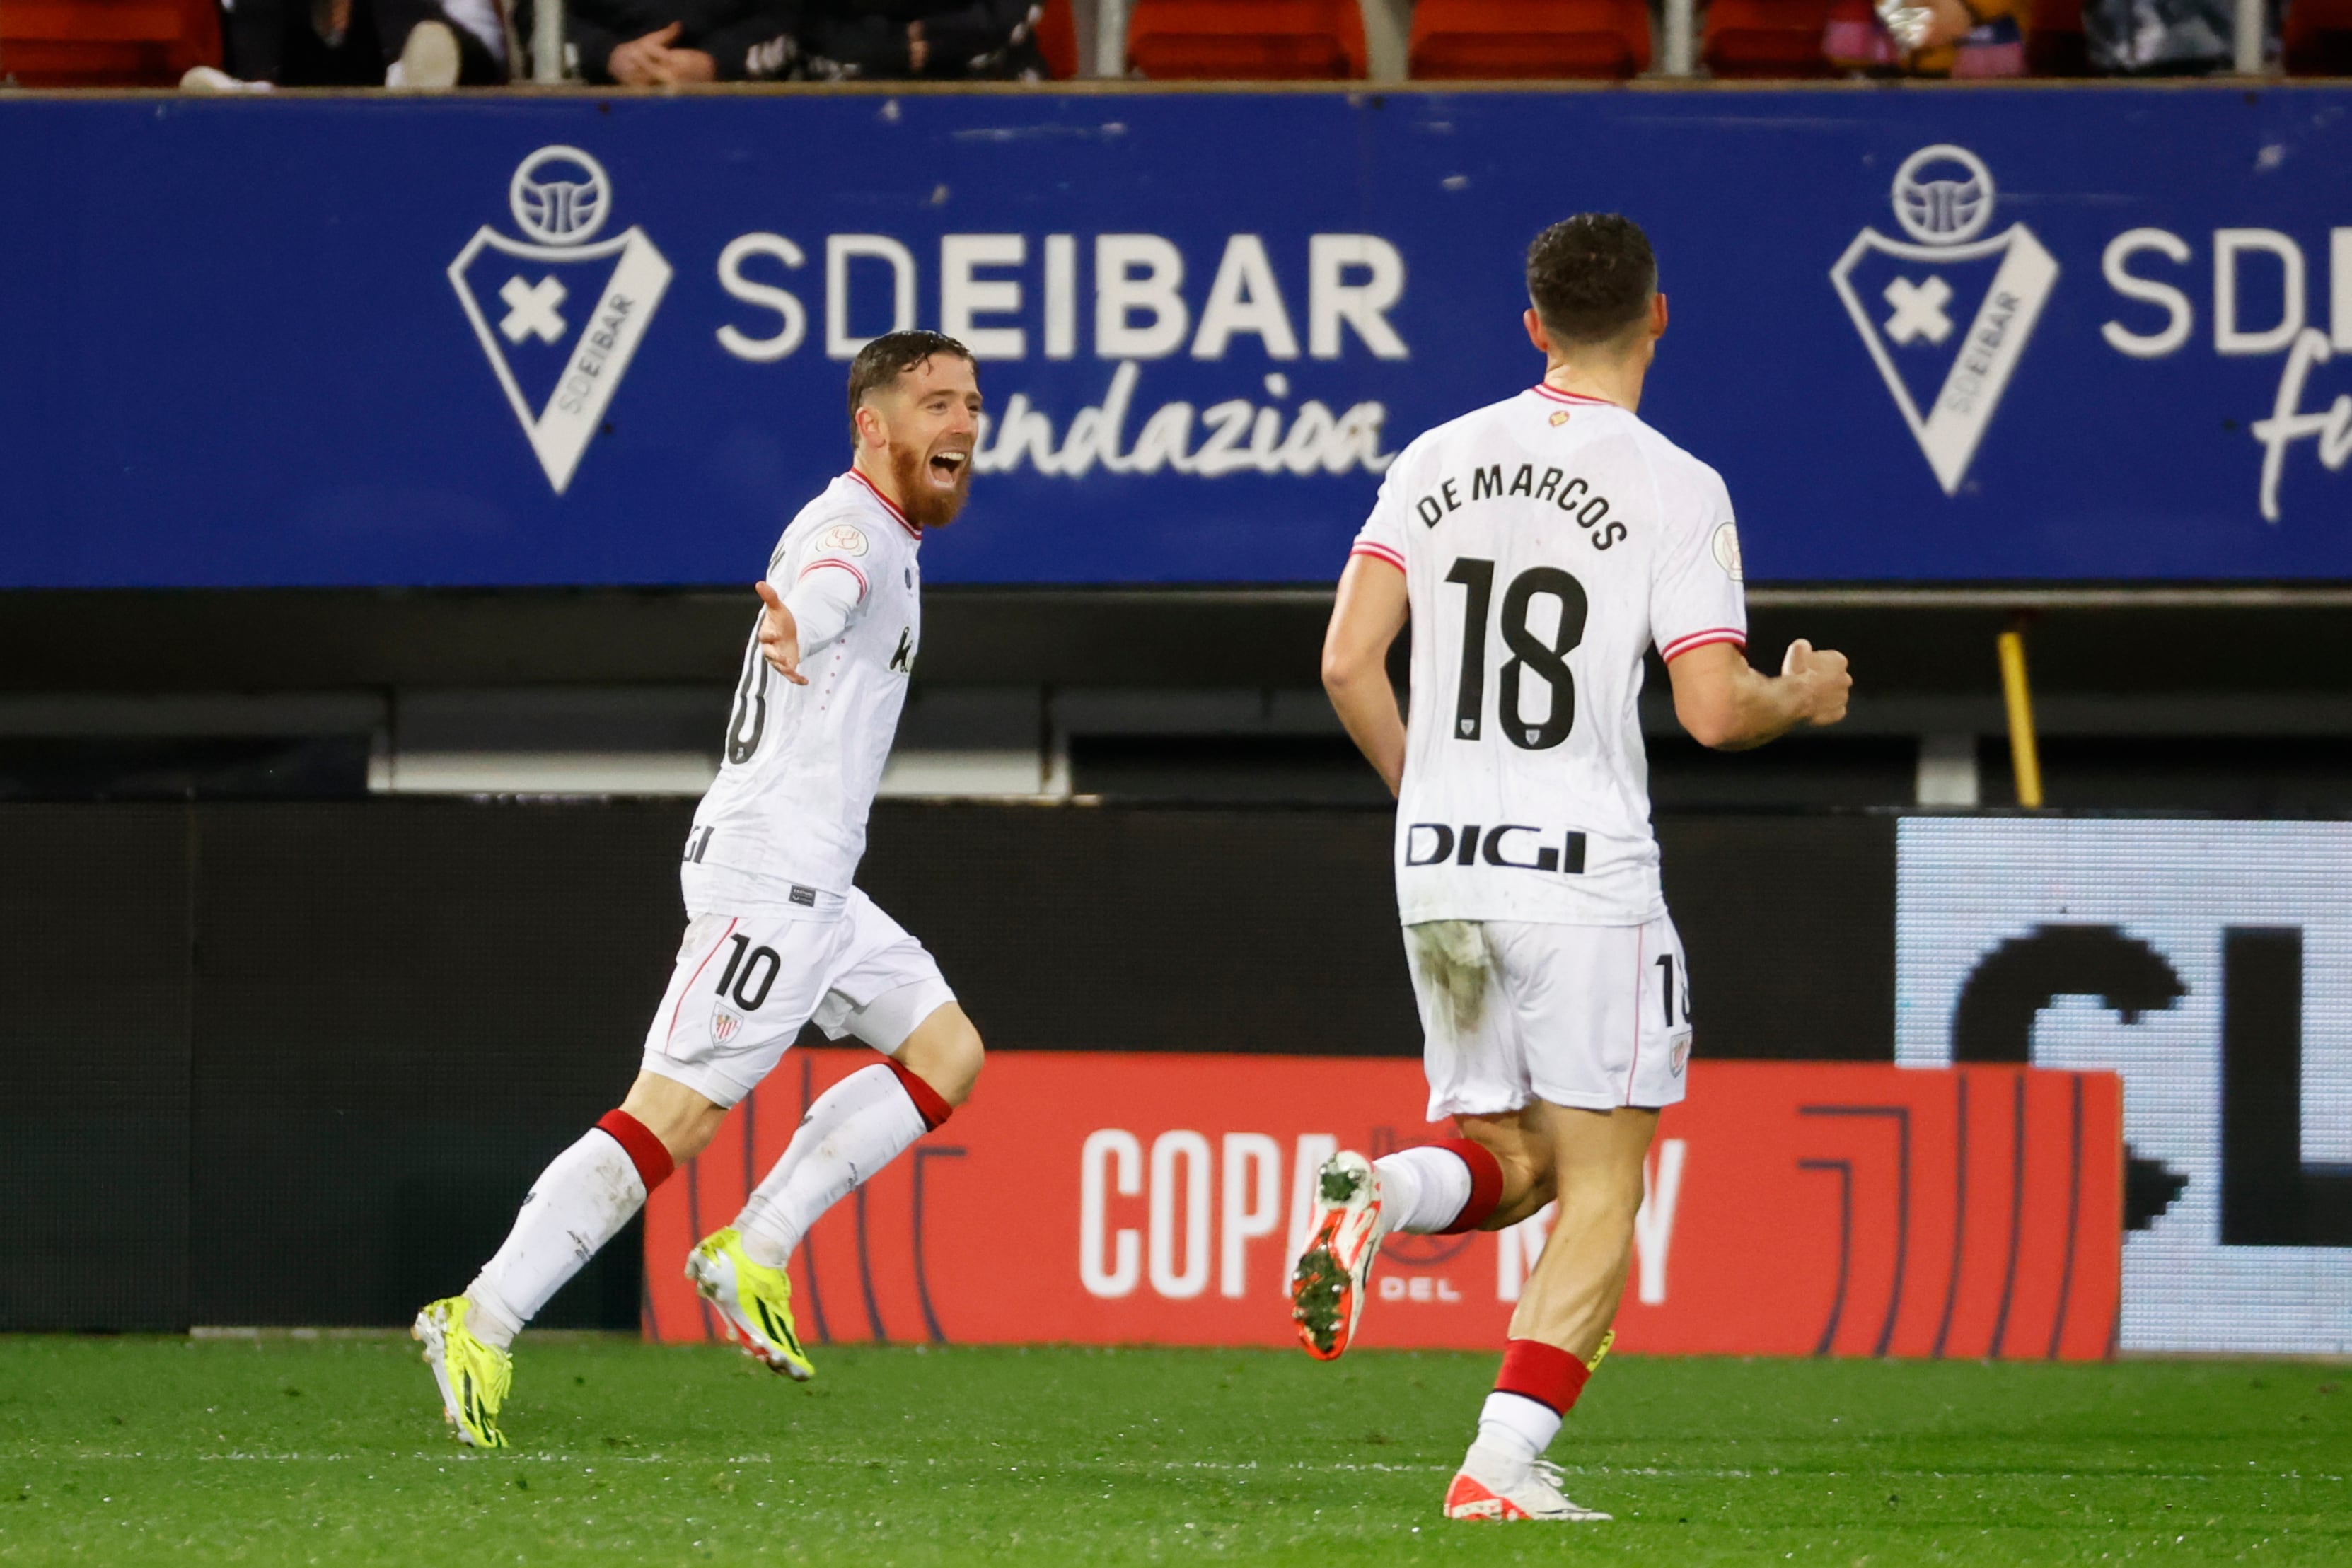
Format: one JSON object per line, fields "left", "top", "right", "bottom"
{"left": 846, "top": 468, "right": 922, "bottom": 539}
{"left": 1531, "top": 383, "right": 1617, "bottom": 407}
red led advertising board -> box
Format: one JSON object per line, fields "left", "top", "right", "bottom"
{"left": 645, "top": 1054, "right": 2119, "bottom": 1360}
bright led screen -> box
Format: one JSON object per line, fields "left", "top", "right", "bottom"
{"left": 1898, "top": 819, "right": 2352, "bottom": 1354}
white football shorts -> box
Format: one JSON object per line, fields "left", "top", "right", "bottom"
{"left": 639, "top": 887, "right": 956, "bottom": 1108}
{"left": 1406, "top": 913, "right": 1693, "bottom": 1120}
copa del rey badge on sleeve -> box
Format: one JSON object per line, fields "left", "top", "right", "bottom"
{"left": 448, "top": 146, "right": 674, "bottom": 494}
{"left": 1830, "top": 145, "right": 2058, "bottom": 496}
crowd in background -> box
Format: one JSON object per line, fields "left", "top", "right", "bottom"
{"left": 24, "top": 0, "right": 2311, "bottom": 93}
{"left": 199, "top": 0, "right": 1053, "bottom": 89}
{"left": 1827, "top": 0, "right": 2276, "bottom": 75}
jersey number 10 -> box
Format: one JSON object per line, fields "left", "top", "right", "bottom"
{"left": 1443, "top": 557, "right": 1589, "bottom": 750}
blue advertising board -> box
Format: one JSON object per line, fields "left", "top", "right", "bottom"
{"left": 2, "top": 86, "right": 2348, "bottom": 588}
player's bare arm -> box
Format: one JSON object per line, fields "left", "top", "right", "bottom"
{"left": 1321, "top": 553, "right": 1410, "bottom": 794}
{"left": 1667, "top": 637, "right": 1853, "bottom": 750}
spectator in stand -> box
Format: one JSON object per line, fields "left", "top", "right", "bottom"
{"left": 794, "top": 0, "right": 1050, "bottom": 79}
{"left": 520, "top": 0, "right": 801, "bottom": 82}
{"left": 2079, "top": 0, "right": 2274, "bottom": 70}
{"left": 197, "top": 0, "right": 509, "bottom": 86}
{"left": 1824, "top": 0, "right": 2029, "bottom": 74}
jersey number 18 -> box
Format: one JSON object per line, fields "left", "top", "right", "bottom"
{"left": 1443, "top": 557, "right": 1589, "bottom": 750}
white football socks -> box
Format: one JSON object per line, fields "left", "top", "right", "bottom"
{"left": 1375, "top": 1145, "right": 1476, "bottom": 1234}
{"left": 736, "top": 1064, "right": 928, "bottom": 1270}
{"left": 464, "top": 1127, "right": 649, "bottom": 1352}
{"left": 1476, "top": 1390, "right": 1564, "bottom": 1468}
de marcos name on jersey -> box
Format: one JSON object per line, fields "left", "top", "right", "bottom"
{"left": 1407, "top": 461, "right": 1628, "bottom": 552}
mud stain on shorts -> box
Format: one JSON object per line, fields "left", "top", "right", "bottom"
{"left": 1406, "top": 919, "right": 1492, "bottom": 1039}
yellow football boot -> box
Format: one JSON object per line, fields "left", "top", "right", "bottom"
{"left": 687, "top": 1227, "right": 815, "bottom": 1381}
{"left": 412, "top": 1296, "right": 511, "bottom": 1449}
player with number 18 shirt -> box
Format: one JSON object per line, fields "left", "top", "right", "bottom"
{"left": 1357, "top": 377, "right": 1746, "bottom": 936}
{"left": 1293, "top": 214, "right": 1853, "bottom": 1524}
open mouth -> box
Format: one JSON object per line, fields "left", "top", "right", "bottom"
{"left": 926, "top": 450, "right": 969, "bottom": 487}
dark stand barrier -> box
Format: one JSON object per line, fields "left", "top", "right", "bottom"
{"left": 0, "top": 809, "right": 192, "bottom": 1332}
{"left": 0, "top": 799, "right": 1895, "bottom": 1330}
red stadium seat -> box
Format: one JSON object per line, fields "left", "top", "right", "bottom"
{"left": 1409, "top": 0, "right": 1652, "bottom": 78}
{"left": 2027, "top": 0, "right": 2090, "bottom": 76}
{"left": 1702, "top": 0, "right": 1836, "bottom": 76}
{"left": 0, "top": 0, "right": 221, "bottom": 86}
{"left": 1033, "top": 0, "right": 1079, "bottom": 79}
{"left": 2286, "top": 0, "right": 2352, "bottom": 74}
{"left": 1127, "top": 0, "right": 1367, "bottom": 79}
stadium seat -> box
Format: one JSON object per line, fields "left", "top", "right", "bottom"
{"left": 1126, "top": 0, "right": 1367, "bottom": 79}
{"left": 2286, "top": 0, "right": 2352, "bottom": 74}
{"left": 2027, "top": 0, "right": 2090, "bottom": 76}
{"left": 0, "top": 0, "right": 221, "bottom": 86}
{"left": 1409, "top": 0, "right": 1652, "bottom": 78}
{"left": 1702, "top": 0, "right": 1836, "bottom": 76}
{"left": 1033, "top": 0, "right": 1079, "bottom": 78}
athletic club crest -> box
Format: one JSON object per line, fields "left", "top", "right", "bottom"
{"left": 1830, "top": 145, "right": 2057, "bottom": 496}
{"left": 449, "top": 146, "right": 673, "bottom": 494}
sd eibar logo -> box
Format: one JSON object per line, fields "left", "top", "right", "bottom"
{"left": 450, "top": 146, "right": 673, "bottom": 494}
{"left": 1831, "top": 145, "right": 2057, "bottom": 496}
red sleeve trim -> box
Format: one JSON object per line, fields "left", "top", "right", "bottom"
{"left": 1659, "top": 627, "right": 1746, "bottom": 663}
{"left": 799, "top": 557, "right": 870, "bottom": 600}
{"left": 1350, "top": 541, "right": 1406, "bottom": 574}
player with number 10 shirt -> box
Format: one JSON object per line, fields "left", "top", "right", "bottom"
{"left": 1294, "top": 214, "right": 1853, "bottom": 1523}
{"left": 411, "top": 331, "right": 990, "bottom": 1449}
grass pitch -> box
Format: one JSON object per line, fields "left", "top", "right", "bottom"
{"left": 0, "top": 1337, "right": 2344, "bottom": 1566}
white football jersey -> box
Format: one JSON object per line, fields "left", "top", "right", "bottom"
{"left": 686, "top": 470, "right": 922, "bottom": 907}
{"left": 1352, "top": 383, "right": 1748, "bottom": 927}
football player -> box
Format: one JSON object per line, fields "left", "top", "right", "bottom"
{"left": 1294, "top": 215, "right": 1853, "bottom": 1521}
{"left": 415, "top": 330, "right": 987, "bottom": 1448}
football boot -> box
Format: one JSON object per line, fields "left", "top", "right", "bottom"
{"left": 1442, "top": 1450, "right": 1610, "bottom": 1523}
{"left": 412, "top": 1296, "right": 511, "bottom": 1449}
{"left": 1289, "top": 1150, "right": 1385, "bottom": 1360}
{"left": 687, "top": 1227, "right": 816, "bottom": 1381}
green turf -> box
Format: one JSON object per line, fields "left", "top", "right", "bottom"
{"left": 0, "top": 1337, "right": 2344, "bottom": 1566}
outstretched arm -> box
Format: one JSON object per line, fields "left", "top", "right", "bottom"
{"left": 1667, "top": 638, "right": 1851, "bottom": 750}
{"left": 754, "top": 581, "right": 806, "bottom": 685}
{"left": 1321, "top": 555, "right": 1410, "bottom": 796}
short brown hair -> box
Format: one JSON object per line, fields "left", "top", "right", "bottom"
{"left": 847, "top": 329, "right": 975, "bottom": 435}
{"left": 1525, "top": 214, "right": 1657, "bottom": 347}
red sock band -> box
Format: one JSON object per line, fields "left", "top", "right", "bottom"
{"left": 1495, "top": 1337, "right": 1592, "bottom": 1415}
{"left": 884, "top": 1057, "right": 954, "bottom": 1131}
{"left": 1434, "top": 1137, "right": 1506, "bottom": 1234}
{"left": 595, "top": 1109, "right": 675, "bottom": 1192}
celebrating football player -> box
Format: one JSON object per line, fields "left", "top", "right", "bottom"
{"left": 1295, "top": 215, "right": 1852, "bottom": 1521}
{"left": 415, "top": 330, "right": 987, "bottom": 1448}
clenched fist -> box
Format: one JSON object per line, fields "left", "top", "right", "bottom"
{"left": 1782, "top": 638, "right": 1853, "bottom": 727}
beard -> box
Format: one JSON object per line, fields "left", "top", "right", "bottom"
{"left": 890, "top": 439, "right": 973, "bottom": 529}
